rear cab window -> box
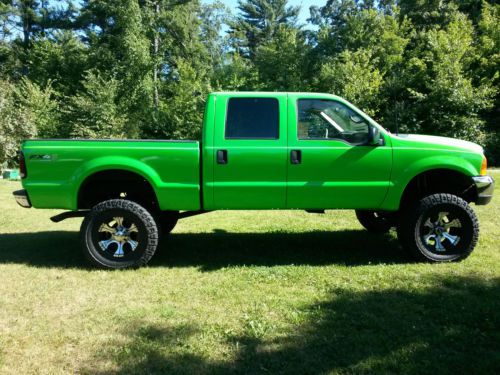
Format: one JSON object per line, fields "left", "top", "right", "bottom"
{"left": 211, "top": 93, "right": 288, "bottom": 147}
{"left": 225, "top": 97, "right": 279, "bottom": 139}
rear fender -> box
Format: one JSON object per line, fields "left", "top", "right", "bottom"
{"left": 72, "top": 156, "right": 161, "bottom": 209}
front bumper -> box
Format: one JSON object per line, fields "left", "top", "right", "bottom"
{"left": 473, "top": 176, "right": 495, "bottom": 205}
{"left": 13, "top": 189, "right": 32, "bottom": 208}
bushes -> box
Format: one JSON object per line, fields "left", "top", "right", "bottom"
{"left": 0, "top": 80, "right": 37, "bottom": 166}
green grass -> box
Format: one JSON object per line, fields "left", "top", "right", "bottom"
{"left": 0, "top": 172, "right": 499, "bottom": 374}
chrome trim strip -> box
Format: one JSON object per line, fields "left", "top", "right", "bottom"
{"left": 472, "top": 176, "right": 494, "bottom": 188}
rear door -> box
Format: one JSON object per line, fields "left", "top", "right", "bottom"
{"left": 212, "top": 93, "right": 288, "bottom": 209}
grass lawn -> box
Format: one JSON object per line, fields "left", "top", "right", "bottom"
{"left": 0, "top": 172, "right": 499, "bottom": 374}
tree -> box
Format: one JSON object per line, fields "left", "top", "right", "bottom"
{"left": 15, "top": 77, "right": 59, "bottom": 138}
{"left": 229, "top": 0, "right": 300, "bottom": 58}
{"left": 397, "top": 0, "right": 456, "bottom": 29}
{"left": 254, "top": 25, "right": 310, "bottom": 91}
{"left": 397, "top": 11, "right": 495, "bottom": 141}
{"left": 475, "top": 1, "right": 500, "bottom": 163}
{"left": 0, "top": 0, "right": 498, "bottom": 165}
{"left": 199, "top": 1, "right": 230, "bottom": 87}
{"left": 311, "top": 4, "right": 411, "bottom": 118}
{"left": 214, "top": 52, "right": 260, "bottom": 91}
{"left": 316, "top": 50, "right": 384, "bottom": 116}
{"left": 137, "top": 0, "right": 215, "bottom": 139}
{"left": 79, "top": 0, "right": 153, "bottom": 137}
{"left": 1, "top": 0, "right": 77, "bottom": 77}
{"left": 0, "top": 79, "right": 37, "bottom": 166}
{"left": 68, "top": 71, "right": 127, "bottom": 139}
{"left": 26, "top": 31, "right": 87, "bottom": 95}
{"left": 143, "top": 58, "right": 211, "bottom": 140}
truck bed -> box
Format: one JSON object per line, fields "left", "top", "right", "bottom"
{"left": 22, "top": 139, "right": 201, "bottom": 211}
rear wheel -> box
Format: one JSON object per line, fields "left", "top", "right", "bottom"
{"left": 80, "top": 199, "right": 159, "bottom": 269}
{"left": 397, "top": 194, "right": 479, "bottom": 262}
{"left": 355, "top": 210, "right": 395, "bottom": 233}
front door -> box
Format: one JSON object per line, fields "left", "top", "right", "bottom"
{"left": 212, "top": 94, "right": 288, "bottom": 209}
{"left": 286, "top": 95, "right": 393, "bottom": 209}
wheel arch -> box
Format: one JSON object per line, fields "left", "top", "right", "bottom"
{"left": 380, "top": 152, "right": 480, "bottom": 211}
{"left": 398, "top": 168, "right": 477, "bottom": 210}
{"left": 75, "top": 158, "right": 161, "bottom": 210}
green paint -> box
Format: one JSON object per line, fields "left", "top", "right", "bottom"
{"left": 21, "top": 92, "right": 486, "bottom": 211}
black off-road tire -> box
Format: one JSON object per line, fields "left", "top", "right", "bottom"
{"left": 158, "top": 211, "right": 179, "bottom": 235}
{"left": 397, "top": 194, "right": 479, "bottom": 262}
{"left": 80, "top": 199, "right": 159, "bottom": 269}
{"left": 355, "top": 210, "right": 395, "bottom": 233}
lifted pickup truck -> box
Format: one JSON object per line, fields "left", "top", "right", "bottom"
{"left": 14, "top": 92, "right": 494, "bottom": 269}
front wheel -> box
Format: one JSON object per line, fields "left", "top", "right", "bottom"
{"left": 80, "top": 199, "right": 159, "bottom": 269}
{"left": 397, "top": 194, "right": 479, "bottom": 262}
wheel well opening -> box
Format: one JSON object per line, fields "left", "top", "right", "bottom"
{"left": 78, "top": 170, "right": 159, "bottom": 210}
{"left": 399, "top": 169, "right": 476, "bottom": 210}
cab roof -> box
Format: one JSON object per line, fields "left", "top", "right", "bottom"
{"left": 210, "top": 91, "right": 341, "bottom": 99}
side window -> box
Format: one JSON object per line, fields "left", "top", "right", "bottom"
{"left": 225, "top": 98, "right": 279, "bottom": 139}
{"left": 297, "top": 99, "right": 370, "bottom": 145}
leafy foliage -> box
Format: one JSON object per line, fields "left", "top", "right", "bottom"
{"left": 254, "top": 25, "right": 309, "bottom": 91}
{"left": 14, "top": 77, "right": 59, "bottom": 138}
{"left": 68, "top": 71, "right": 127, "bottom": 139}
{"left": 228, "top": 0, "right": 300, "bottom": 58}
{"left": 316, "top": 50, "right": 384, "bottom": 117}
{"left": 0, "top": 0, "right": 499, "bottom": 166}
{"left": 409, "top": 13, "right": 494, "bottom": 141}
{"left": 0, "top": 80, "right": 37, "bottom": 166}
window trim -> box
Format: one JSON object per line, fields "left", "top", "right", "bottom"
{"left": 224, "top": 97, "right": 280, "bottom": 140}
{"left": 296, "top": 98, "right": 371, "bottom": 146}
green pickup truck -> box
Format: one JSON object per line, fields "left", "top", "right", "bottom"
{"left": 14, "top": 92, "right": 494, "bottom": 269}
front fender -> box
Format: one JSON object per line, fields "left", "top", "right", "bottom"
{"left": 381, "top": 152, "right": 481, "bottom": 210}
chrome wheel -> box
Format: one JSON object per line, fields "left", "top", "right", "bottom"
{"left": 398, "top": 194, "right": 479, "bottom": 262}
{"left": 422, "top": 211, "right": 462, "bottom": 252}
{"left": 81, "top": 199, "right": 159, "bottom": 269}
{"left": 98, "top": 216, "right": 139, "bottom": 258}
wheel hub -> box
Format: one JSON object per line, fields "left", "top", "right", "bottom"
{"left": 98, "top": 217, "right": 139, "bottom": 258}
{"left": 422, "top": 211, "right": 462, "bottom": 252}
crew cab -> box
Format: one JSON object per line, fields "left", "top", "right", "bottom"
{"left": 14, "top": 92, "right": 495, "bottom": 268}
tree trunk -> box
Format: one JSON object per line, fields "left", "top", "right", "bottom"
{"left": 21, "top": 0, "right": 34, "bottom": 75}
{"left": 153, "top": 1, "right": 160, "bottom": 110}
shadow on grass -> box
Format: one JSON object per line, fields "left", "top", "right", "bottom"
{"left": 154, "top": 229, "right": 406, "bottom": 270}
{"left": 83, "top": 276, "right": 500, "bottom": 374}
{"left": 0, "top": 229, "right": 406, "bottom": 269}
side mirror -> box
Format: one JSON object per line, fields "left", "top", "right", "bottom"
{"left": 368, "top": 125, "right": 384, "bottom": 146}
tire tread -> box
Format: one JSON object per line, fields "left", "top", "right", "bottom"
{"left": 397, "top": 193, "right": 479, "bottom": 262}
{"left": 80, "top": 199, "right": 159, "bottom": 269}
